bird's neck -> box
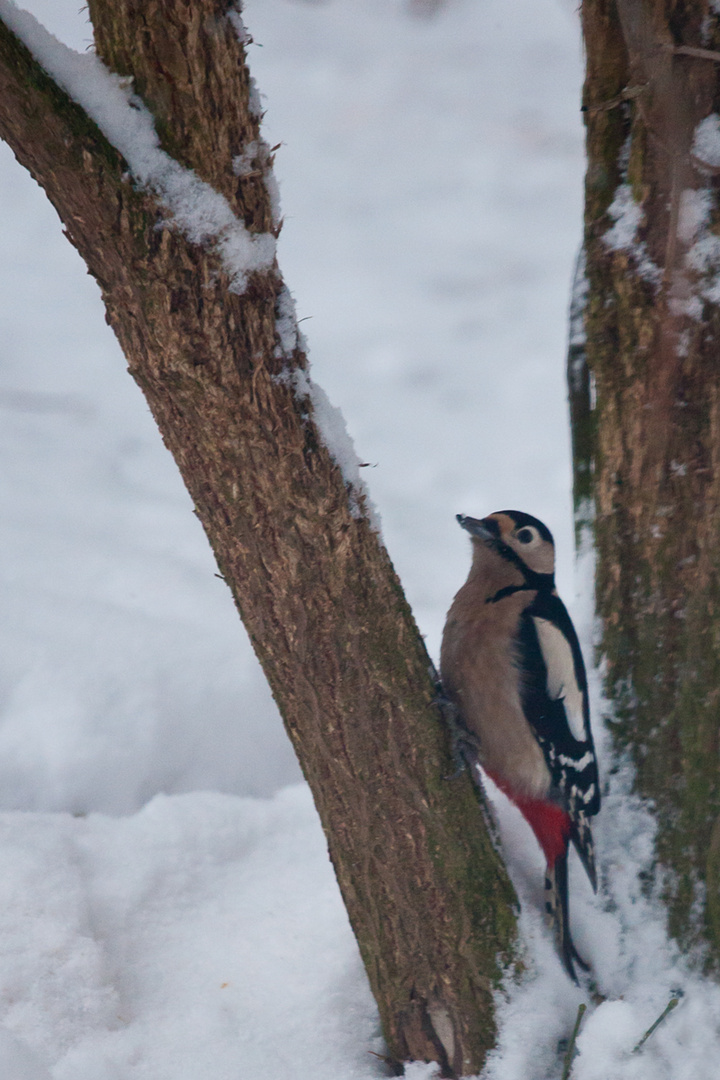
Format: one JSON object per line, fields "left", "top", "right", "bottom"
{"left": 467, "top": 543, "right": 554, "bottom": 604}
{"left": 468, "top": 545, "right": 526, "bottom": 601}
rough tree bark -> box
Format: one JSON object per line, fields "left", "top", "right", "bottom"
{"left": 0, "top": 2, "right": 518, "bottom": 1073}
{"left": 575, "top": 0, "right": 720, "bottom": 964}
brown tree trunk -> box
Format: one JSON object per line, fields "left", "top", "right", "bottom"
{"left": 0, "top": 2, "right": 518, "bottom": 1073}
{"left": 576, "top": 0, "right": 720, "bottom": 964}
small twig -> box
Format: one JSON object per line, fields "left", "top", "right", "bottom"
{"left": 632, "top": 994, "right": 682, "bottom": 1053}
{"left": 581, "top": 84, "right": 647, "bottom": 116}
{"left": 560, "top": 1003, "right": 586, "bottom": 1080}
{"left": 663, "top": 43, "right": 720, "bottom": 64}
{"left": 367, "top": 1049, "right": 402, "bottom": 1074}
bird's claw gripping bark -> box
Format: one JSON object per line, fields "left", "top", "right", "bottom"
{"left": 433, "top": 685, "right": 480, "bottom": 779}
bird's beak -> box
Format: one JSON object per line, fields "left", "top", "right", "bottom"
{"left": 456, "top": 514, "right": 497, "bottom": 542}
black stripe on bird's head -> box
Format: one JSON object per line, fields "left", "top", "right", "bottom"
{"left": 457, "top": 510, "right": 555, "bottom": 588}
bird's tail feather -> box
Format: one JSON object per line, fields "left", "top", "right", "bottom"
{"left": 545, "top": 850, "right": 589, "bottom": 984}
{"left": 569, "top": 809, "right": 597, "bottom": 892}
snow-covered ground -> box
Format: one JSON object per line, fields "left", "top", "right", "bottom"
{"left": 1, "top": 0, "right": 719, "bottom": 1077}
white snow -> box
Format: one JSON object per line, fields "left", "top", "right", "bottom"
{"left": 0, "top": 0, "right": 276, "bottom": 293}
{"left": 273, "top": 283, "right": 376, "bottom": 518}
{"left": 693, "top": 112, "right": 720, "bottom": 170}
{"left": 604, "top": 184, "right": 643, "bottom": 252}
{"left": 568, "top": 250, "right": 588, "bottom": 350}
{"left": 604, "top": 124, "right": 720, "bottom": 317}
{"left": 233, "top": 140, "right": 262, "bottom": 177}
{"left": 292, "top": 366, "right": 380, "bottom": 525}
{"left": 0, "top": 786, "right": 381, "bottom": 1080}
{"left": 687, "top": 229, "right": 720, "bottom": 306}
{"left": 233, "top": 139, "right": 283, "bottom": 228}
{"left": 2, "top": 0, "right": 719, "bottom": 1078}
{"left": 603, "top": 184, "right": 661, "bottom": 284}
{"left": 680, "top": 117, "right": 720, "bottom": 310}
{"left": 677, "top": 188, "right": 711, "bottom": 244}
{"left": 227, "top": 6, "right": 252, "bottom": 48}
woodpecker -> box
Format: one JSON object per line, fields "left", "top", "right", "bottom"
{"left": 440, "top": 510, "right": 600, "bottom": 983}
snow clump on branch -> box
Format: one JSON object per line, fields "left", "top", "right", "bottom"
{"left": 1, "top": 0, "right": 379, "bottom": 529}
{"left": 0, "top": 0, "right": 276, "bottom": 294}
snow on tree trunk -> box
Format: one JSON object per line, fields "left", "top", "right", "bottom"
{"left": 0, "top": 1, "right": 518, "bottom": 1072}
{"left": 574, "top": 0, "right": 720, "bottom": 965}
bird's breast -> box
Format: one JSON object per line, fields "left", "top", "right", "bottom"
{"left": 440, "top": 595, "right": 551, "bottom": 800}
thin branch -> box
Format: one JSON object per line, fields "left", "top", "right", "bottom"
{"left": 632, "top": 995, "right": 682, "bottom": 1053}
{"left": 560, "top": 1003, "right": 586, "bottom": 1080}
{"left": 664, "top": 43, "right": 720, "bottom": 64}
{"left": 581, "top": 83, "right": 647, "bottom": 115}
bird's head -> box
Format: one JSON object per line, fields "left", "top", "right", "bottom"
{"left": 457, "top": 510, "right": 555, "bottom": 581}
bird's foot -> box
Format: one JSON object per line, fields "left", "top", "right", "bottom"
{"left": 433, "top": 687, "right": 481, "bottom": 778}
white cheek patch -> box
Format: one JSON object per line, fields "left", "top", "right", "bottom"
{"left": 532, "top": 617, "right": 586, "bottom": 742}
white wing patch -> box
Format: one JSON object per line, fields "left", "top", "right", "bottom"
{"left": 532, "top": 617, "right": 586, "bottom": 742}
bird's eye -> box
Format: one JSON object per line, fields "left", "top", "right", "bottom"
{"left": 516, "top": 528, "right": 535, "bottom": 544}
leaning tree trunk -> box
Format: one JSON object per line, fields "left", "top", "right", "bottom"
{"left": 0, "top": 2, "right": 518, "bottom": 1073}
{"left": 575, "top": 0, "right": 720, "bottom": 963}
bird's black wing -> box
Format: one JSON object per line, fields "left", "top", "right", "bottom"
{"left": 516, "top": 591, "right": 600, "bottom": 887}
